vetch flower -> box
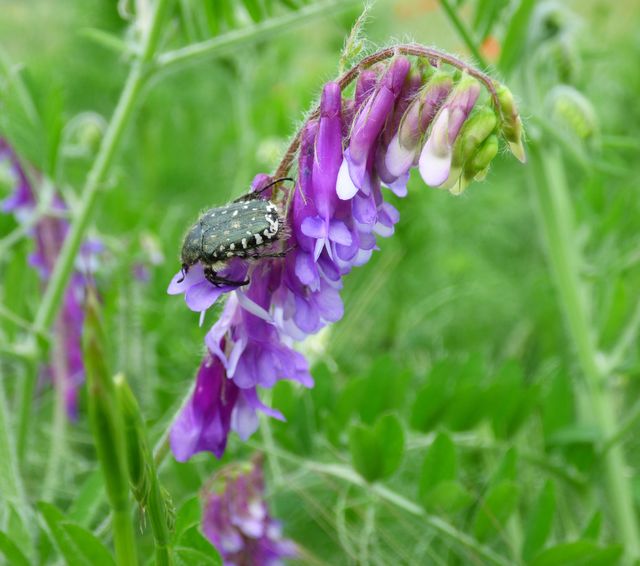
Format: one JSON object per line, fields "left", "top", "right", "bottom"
{"left": 168, "top": 44, "right": 525, "bottom": 461}
{"left": 202, "top": 458, "right": 297, "bottom": 566}
{"left": 1, "top": 138, "right": 101, "bottom": 419}
{"left": 339, "top": 56, "right": 411, "bottom": 198}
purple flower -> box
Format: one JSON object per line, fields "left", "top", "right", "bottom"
{"left": 170, "top": 352, "right": 285, "bottom": 462}
{"left": 1, "top": 138, "right": 101, "bottom": 419}
{"left": 202, "top": 458, "right": 297, "bottom": 566}
{"left": 385, "top": 71, "right": 453, "bottom": 181}
{"left": 338, "top": 57, "right": 411, "bottom": 199}
{"left": 301, "top": 82, "right": 352, "bottom": 261}
{"left": 168, "top": 49, "right": 524, "bottom": 461}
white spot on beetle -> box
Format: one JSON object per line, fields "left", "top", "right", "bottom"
{"left": 219, "top": 245, "right": 225, "bottom": 251}
{"left": 242, "top": 238, "right": 247, "bottom": 249}
{"left": 222, "top": 209, "right": 228, "bottom": 215}
{"left": 255, "top": 233, "right": 263, "bottom": 245}
{"left": 263, "top": 229, "right": 269, "bottom": 236}
{"left": 243, "top": 205, "right": 249, "bottom": 209}
{"left": 226, "top": 252, "right": 233, "bottom": 257}
{"left": 230, "top": 243, "right": 235, "bottom": 250}
{"left": 232, "top": 210, "right": 238, "bottom": 217}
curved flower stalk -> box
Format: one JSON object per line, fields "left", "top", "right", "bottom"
{"left": 0, "top": 139, "right": 102, "bottom": 418}
{"left": 169, "top": 44, "right": 524, "bottom": 461}
{"left": 202, "top": 457, "right": 297, "bottom": 566}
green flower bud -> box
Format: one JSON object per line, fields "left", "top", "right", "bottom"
{"left": 452, "top": 106, "right": 498, "bottom": 167}
{"left": 115, "top": 375, "right": 175, "bottom": 552}
{"left": 548, "top": 85, "right": 597, "bottom": 140}
{"left": 464, "top": 135, "right": 499, "bottom": 182}
{"left": 83, "top": 290, "right": 130, "bottom": 514}
{"left": 494, "top": 83, "right": 525, "bottom": 163}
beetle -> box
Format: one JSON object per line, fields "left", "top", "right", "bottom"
{"left": 178, "top": 177, "right": 293, "bottom": 287}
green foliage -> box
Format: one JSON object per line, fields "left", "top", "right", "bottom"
{"left": 1, "top": 0, "right": 640, "bottom": 564}
{"left": 348, "top": 413, "right": 405, "bottom": 482}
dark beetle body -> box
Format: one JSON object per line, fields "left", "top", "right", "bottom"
{"left": 180, "top": 197, "right": 282, "bottom": 287}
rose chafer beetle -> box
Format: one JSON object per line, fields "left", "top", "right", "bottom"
{"left": 178, "top": 177, "right": 292, "bottom": 287}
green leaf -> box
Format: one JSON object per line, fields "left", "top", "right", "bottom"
{"left": 530, "top": 541, "right": 623, "bottom": 566}
{"left": 349, "top": 423, "right": 378, "bottom": 481}
{"left": 358, "top": 355, "right": 410, "bottom": 425}
{"left": 542, "top": 372, "right": 575, "bottom": 439}
{"left": 241, "top": 0, "right": 264, "bottom": 22}
{"left": 176, "top": 526, "right": 221, "bottom": 565}
{"left": 499, "top": 0, "right": 536, "bottom": 74}
{"left": 487, "top": 362, "right": 536, "bottom": 439}
{"left": 424, "top": 481, "right": 474, "bottom": 514}
{"left": 174, "top": 497, "right": 202, "bottom": 542}
{"left": 472, "top": 0, "right": 509, "bottom": 40}
{"left": 410, "top": 361, "right": 456, "bottom": 432}
{"left": 37, "top": 502, "right": 94, "bottom": 566}
{"left": 175, "top": 547, "right": 221, "bottom": 566}
{"left": 349, "top": 414, "right": 405, "bottom": 482}
{"left": 522, "top": 481, "right": 556, "bottom": 560}
{"left": 581, "top": 511, "right": 602, "bottom": 541}
{"left": 376, "top": 414, "right": 405, "bottom": 478}
{"left": 67, "top": 470, "right": 105, "bottom": 526}
{"left": 419, "top": 431, "right": 457, "bottom": 503}
{"left": 61, "top": 524, "right": 115, "bottom": 566}
{"left": 473, "top": 481, "right": 520, "bottom": 542}
{"left": 491, "top": 447, "right": 518, "bottom": 484}
{"left": 0, "top": 531, "right": 30, "bottom": 566}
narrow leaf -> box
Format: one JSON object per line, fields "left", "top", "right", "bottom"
{"left": 375, "top": 413, "right": 405, "bottom": 479}
{"left": 0, "top": 531, "right": 30, "bottom": 566}
{"left": 522, "top": 481, "right": 556, "bottom": 560}
{"left": 419, "top": 431, "right": 457, "bottom": 503}
{"left": 473, "top": 481, "right": 520, "bottom": 542}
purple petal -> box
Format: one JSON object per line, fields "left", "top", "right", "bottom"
{"left": 185, "top": 280, "right": 225, "bottom": 312}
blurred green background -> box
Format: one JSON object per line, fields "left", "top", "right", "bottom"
{"left": 1, "top": 0, "right": 640, "bottom": 564}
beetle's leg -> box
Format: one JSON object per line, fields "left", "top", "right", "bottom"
{"left": 176, "top": 264, "right": 188, "bottom": 283}
{"left": 204, "top": 266, "right": 249, "bottom": 288}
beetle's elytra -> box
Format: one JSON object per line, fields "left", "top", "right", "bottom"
{"left": 179, "top": 178, "right": 292, "bottom": 287}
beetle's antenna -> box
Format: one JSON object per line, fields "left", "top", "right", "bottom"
{"left": 254, "top": 176, "right": 295, "bottom": 196}
{"left": 177, "top": 264, "right": 188, "bottom": 283}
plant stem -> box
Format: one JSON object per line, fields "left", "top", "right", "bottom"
{"left": 33, "top": 0, "right": 170, "bottom": 339}
{"left": 113, "top": 508, "right": 137, "bottom": 566}
{"left": 438, "top": 0, "right": 487, "bottom": 67}
{"left": 0, "top": 374, "right": 28, "bottom": 514}
{"left": 528, "top": 144, "right": 640, "bottom": 560}
{"left": 156, "top": 0, "right": 360, "bottom": 73}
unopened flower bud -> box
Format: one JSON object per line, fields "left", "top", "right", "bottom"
{"left": 441, "top": 106, "right": 498, "bottom": 191}
{"left": 494, "top": 83, "right": 525, "bottom": 163}
{"left": 463, "top": 134, "right": 499, "bottom": 184}
{"left": 548, "top": 85, "right": 597, "bottom": 140}
{"left": 385, "top": 71, "right": 453, "bottom": 178}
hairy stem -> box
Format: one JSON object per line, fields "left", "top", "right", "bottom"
{"left": 529, "top": 144, "right": 640, "bottom": 560}
{"left": 156, "top": 0, "right": 360, "bottom": 73}
{"left": 274, "top": 43, "right": 501, "bottom": 180}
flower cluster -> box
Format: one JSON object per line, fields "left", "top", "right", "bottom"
{"left": 169, "top": 47, "right": 524, "bottom": 460}
{"left": 202, "top": 458, "right": 297, "bottom": 566}
{"left": 0, "top": 139, "right": 102, "bottom": 418}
